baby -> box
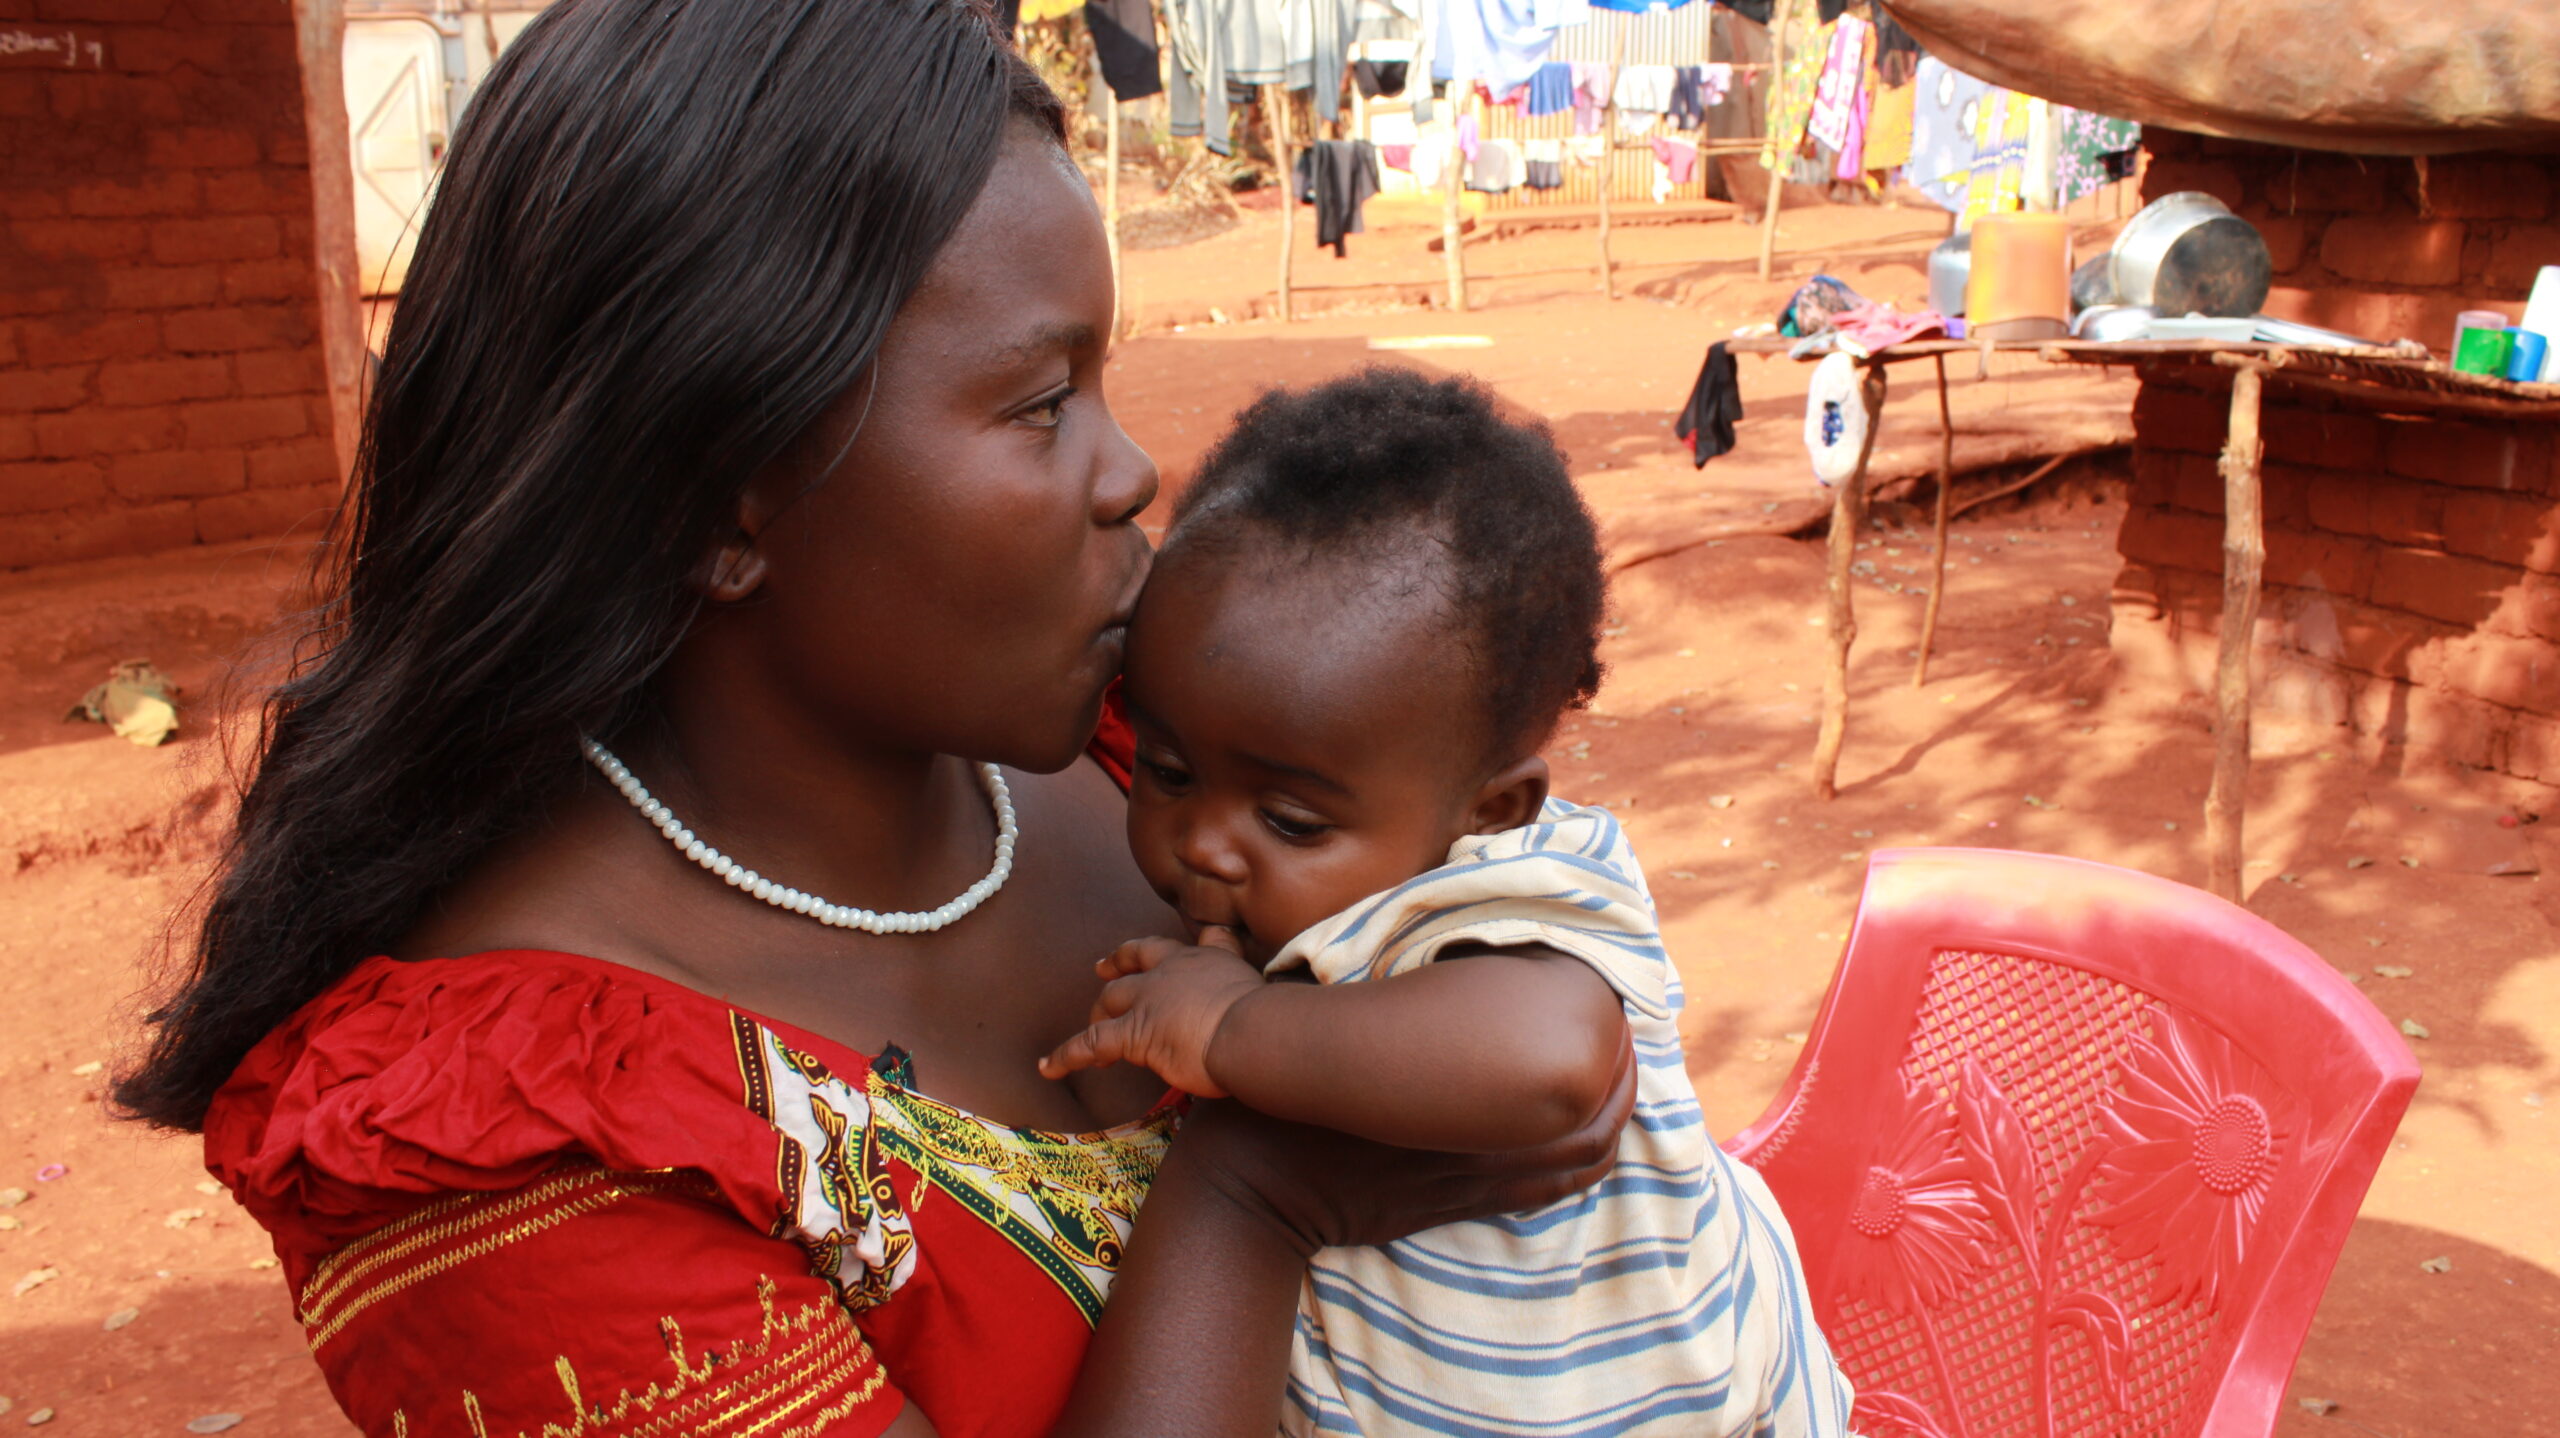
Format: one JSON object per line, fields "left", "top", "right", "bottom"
{"left": 1041, "top": 369, "right": 1853, "bottom": 1437}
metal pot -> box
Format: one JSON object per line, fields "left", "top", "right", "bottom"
{"left": 2109, "top": 192, "right": 2272, "bottom": 319}
{"left": 1928, "top": 230, "right": 1972, "bottom": 317}
{"left": 2072, "top": 304, "right": 2155, "bottom": 343}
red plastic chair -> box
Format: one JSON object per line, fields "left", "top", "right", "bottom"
{"left": 1723, "top": 848, "right": 2419, "bottom": 1438}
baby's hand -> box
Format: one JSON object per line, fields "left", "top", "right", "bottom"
{"left": 1038, "top": 927, "right": 1266, "bottom": 1097}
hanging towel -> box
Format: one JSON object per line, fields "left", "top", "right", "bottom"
{"left": 1698, "top": 62, "right": 1731, "bottom": 107}
{"left": 1611, "top": 63, "right": 1674, "bottom": 114}
{"left": 1085, "top": 0, "right": 1165, "bottom": 100}
{"left": 1861, "top": 79, "right": 1916, "bottom": 172}
{"left": 1294, "top": 140, "right": 1383, "bottom": 256}
{"left": 1380, "top": 141, "right": 1415, "bottom": 172}
{"left": 1650, "top": 135, "right": 1698, "bottom": 186}
{"left": 1571, "top": 61, "right": 1613, "bottom": 133}
{"left": 1805, "top": 16, "right": 1870, "bottom": 154}
{"left": 1165, "top": 0, "right": 1234, "bottom": 154}
{"left": 1525, "top": 60, "right": 1575, "bottom": 117}
{"left": 1466, "top": 137, "right": 1525, "bottom": 192}
{"left": 1285, "top": 0, "right": 1357, "bottom": 124}
{"left": 1351, "top": 58, "right": 1409, "bottom": 97}
{"left": 1456, "top": 111, "right": 1481, "bottom": 163}
{"left": 1674, "top": 340, "right": 1742, "bottom": 467}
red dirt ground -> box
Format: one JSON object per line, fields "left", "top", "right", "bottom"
{"left": 2, "top": 196, "right": 2551, "bottom": 1438}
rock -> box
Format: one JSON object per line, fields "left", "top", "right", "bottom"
{"left": 0, "top": 1191, "right": 25, "bottom": 1211}
{"left": 2400, "top": 1018, "right": 2432, "bottom": 1040}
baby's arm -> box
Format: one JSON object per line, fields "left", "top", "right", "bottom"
{"left": 1040, "top": 929, "right": 1629, "bottom": 1154}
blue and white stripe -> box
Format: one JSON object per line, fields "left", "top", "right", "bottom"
{"left": 1268, "top": 799, "right": 1855, "bottom": 1437}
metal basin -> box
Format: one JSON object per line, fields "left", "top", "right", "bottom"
{"left": 2110, "top": 192, "right": 2272, "bottom": 319}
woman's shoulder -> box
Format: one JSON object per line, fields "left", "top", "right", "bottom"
{"left": 204, "top": 948, "right": 828, "bottom": 1275}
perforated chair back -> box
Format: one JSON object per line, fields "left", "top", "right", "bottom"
{"left": 1724, "top": 848, "right": 2418, "bottom": 1438}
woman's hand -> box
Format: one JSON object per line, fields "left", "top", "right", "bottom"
{"left": 1171, "top": 1026, "right": 1638, "bottom": 1257}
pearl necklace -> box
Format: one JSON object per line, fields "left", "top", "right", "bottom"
{"left": 580, "top": 738, "right": 1017, "bottom": 934}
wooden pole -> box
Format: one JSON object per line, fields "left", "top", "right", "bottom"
{"left": 1442, "top": 91, "right": 1470, "bottom": 312}
{"left": 1813, "top": 363, "right": 1888, "bottom": 800}
{"left": 1597, "top": 17, "right": 1628, "bottom": 298}
{"left": 1270, "top": 85, "right": 1295, "bottom": 324}
{"left": 1755, "top": 0, "right": 1793, "bottom": 282}
{"left": 1105, "top": 96, "right": 1124, "bottom": 337}
{"left": 2206, "top": 365, "right": 2267, "bottom": 901}
{"left": 1912, "top": 353, "right": 1956, "bottom": 686}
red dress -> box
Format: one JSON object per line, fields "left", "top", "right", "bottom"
{"left": 203, "top": 711, "right": 1165, "bottom": 1438}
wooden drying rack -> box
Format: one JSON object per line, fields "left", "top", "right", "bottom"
{"left": 1735, "top": 335, "right": 2560, "bottom": 901}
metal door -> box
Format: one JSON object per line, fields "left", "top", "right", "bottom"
{"left": 343, "top": 18, "right": 450, "bottom": 296}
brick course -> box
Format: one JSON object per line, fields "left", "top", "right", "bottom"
{"left": 2115, "top": 137, "right": 2560, "bottom": 782}
{"left": 1, "top": 0, "right": 339, "bottom": 568}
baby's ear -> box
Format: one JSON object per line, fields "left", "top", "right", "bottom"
{"left": 1467, "top": 756, "right": 1550, "bottom": 836}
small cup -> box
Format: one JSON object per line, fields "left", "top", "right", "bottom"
{"left": 2454, "top": 323, "right": 2513, "bottom": 376}
{"left": 2507, "top": 330, "right": 2550, "bottom": 384}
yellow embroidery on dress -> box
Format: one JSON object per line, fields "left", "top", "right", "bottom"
{"left": 445, "top": 1276, "right": 888, "bottom": 1438}
{"left": 302, "top": 1171, "right": 706, "bottom": 1352}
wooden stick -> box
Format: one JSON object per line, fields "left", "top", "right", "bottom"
{"left": 1911, "top": 352, "right": 1955, "bottom": 687}
{"left": 1813, "top": 363, "right": 1889, "bottom": 800}
{"left": 1442, "top": 90, "right": 1470, "bottom": 312}
{"left": 1755, "top": 0, "right": 1793, "bottom": 283}
{"left": 1104, "top": 96, "right": 1124, "bottom": 337}
{"left": 1944, "top": 451, "right": 2071, "bottom": 523}
{"left": 2205, "top": 365, "right": 2266, "bottom": 902}
{"left": 1269, "top": 86, "right": 1295, "bottom": 324}
{"left": 1597, "top": 16, "right": 1628, "bottom": 298}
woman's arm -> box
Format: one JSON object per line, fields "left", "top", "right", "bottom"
{"left": 1041, "top": 934, "right": 1631, "bottom": 1153}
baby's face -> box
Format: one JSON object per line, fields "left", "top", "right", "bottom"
{"left": 1120, "top": 547, "right": 1493, "bottom": 967}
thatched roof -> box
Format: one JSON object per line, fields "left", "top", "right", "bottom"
{"left": 1880, "top": 0, "right": 2560, "bottom": 155}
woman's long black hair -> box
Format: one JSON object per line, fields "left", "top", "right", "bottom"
{"left": 116, "top": 0, "right": 1065, "bottom": 1130}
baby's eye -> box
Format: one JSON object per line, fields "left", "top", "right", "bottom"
{"left": 1140, "top": 758, "right": 1191, "bottom": 791}
{"left": 1259, "top": 809, "right": 1332, "bottom": 842}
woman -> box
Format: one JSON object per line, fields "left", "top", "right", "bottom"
{"left": 115, "top": 1, "right": 1631, "bottom": 1434}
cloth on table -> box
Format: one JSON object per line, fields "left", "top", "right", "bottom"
{"left": 1805, "top": 14, "right": 1870, "bottom": 154}
{"left": 1779, "top": 273, "right": 1865, "bottom": 337}
{"left": 1833, "top": 300, "right": 1947, "bottom": 350}
{"left": 1466, "top": 137, "right": 1525, "bottom": 192}
{"left": 1611, "top": 62, "right": 1675, "bottom": 113}
{"left": 1272, "top": 799, "right": 1855, "bottom": 1438}
{"left": 1349, "top": 57, "right": 1408, "bottom": 96}
{"left": 1675, "top": 340, "right": 1742, "bottom": 466}
{"left": 1294, "top": 139, "right": 1382, "bottom": 256}
{"left": 1085, "top": 0, "right": 1164, "bottom": 100}
{"left": 1571, "top": 60, "right": 1613, "bottom": 132}
{"left": 1650, "top": 135, "right": 1698, "bottom": 186}
{"left": 1525, "top": 59, "right": 1576, "bottom": 116}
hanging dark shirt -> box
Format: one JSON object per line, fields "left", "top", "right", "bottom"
{"left": 1351, "top": 58, "right": 1409, "bottom": 98}
{"left": 1675, "top": 340, "right": 1744, "bottom": 467}
{"left": 1085, "top": 0, "right": 1165, "bottom": 101}
{"left": 1292, "top": 140, "right": 1382, "bottom": 257}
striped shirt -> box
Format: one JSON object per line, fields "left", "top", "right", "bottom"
{"left": 1266, "top": 799, "right": 1855, "bottom": 1438}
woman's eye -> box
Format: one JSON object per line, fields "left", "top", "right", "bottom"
{"left": 1020, "top": 387, "right": 1075, "bottom": 428}
{"left": 1259, "top": 809, "right": 1332, "bottom": 842}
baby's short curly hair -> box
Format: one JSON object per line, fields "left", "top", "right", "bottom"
{"left": 1164, "top": 367, "right": 1606, "bottom": 761}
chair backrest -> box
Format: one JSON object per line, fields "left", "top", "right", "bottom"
{"left": 1725, "top": 848, "right": 2418, "bottom": 1438}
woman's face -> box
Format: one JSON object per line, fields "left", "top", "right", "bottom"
{"left": 717, "top": 123, "right": 1156, "bottom": 771}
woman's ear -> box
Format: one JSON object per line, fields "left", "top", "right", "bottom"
{"left": 1466, "top": 755, "right": 1550, "bottom": 836}
{"left": 691, "top": 476, "right": 789, "bottom": 602}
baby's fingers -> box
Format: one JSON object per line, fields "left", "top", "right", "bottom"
{"left": 1095, "top": 936, "right": 1179, "bottom": 979}
{"left": 1038, "top": 1017, "right": 1135, "bottom": 1080}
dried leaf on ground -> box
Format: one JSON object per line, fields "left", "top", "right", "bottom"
{"left": 2400, "top": 1018, "right": 2432, "bottom": 1039}
{"left": 102, "top": 1307, "right": 138, "bottom": 1331}
{"left": 192, "top": 1180, "right": 221, "bottom": 1196}
{"left": 11, "top": 1268, "right": 58, "bottom": 1298}
{"left": 1707, "top": 795, "right": 1735, "bottom": 809}
{"left": 2297, "top": 1396, "right": 2339, "bottom": 1416}
{"left": 2419, "top": 1255, "right": 2453, "bottom": 1274}
{"left": 68, "top": 1062, "right": 101, "bottom": 1077}
{"left": 185, "top": 1416, "right": 243, "bottom": 1435}
{"left": 0, "top": 1191, "right": 25, "bottom": 1210}
{"left": 27, "top": 1408, "right": 53, "bottom": 1426}
{"left": 2373, "top": 965, "right": 2414, "bottom": 979}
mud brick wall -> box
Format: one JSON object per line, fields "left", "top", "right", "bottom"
{"left": 2112, "top": 140, "right": 2560, "bottom": 782}
{"left": 1, "top": 0, "right": 339, "bottom": 571}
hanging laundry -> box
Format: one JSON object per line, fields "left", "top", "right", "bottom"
{"left": 1226, "top": 0, "right": 1289, "bottom": 87}
{"left": 1351, "top": 58, "right": 1409, "bottom": 97}
{"left": 1805, "top": 15, "right": 1869, "bottom": 154}
{"left": 1831, "top": 35, "right": 1878, "bottom": 179}
{"left": 2057, "top": 109, "right": 2141, "bottom": 205}
{"left": 1667, "top": 67, "right": 1705, "bottom": 130}
{"left": 1813, "top": 0, "right": 1849, "bottom": 21}
{"left": 1571, "top": 62, "right": 1613, "bottom": 134}
{"left": 1019, "top": 0, "right": 1083, "bottom": 22}
{"left": 1466, "top": 138, "right": 1526, "bottom": 192}
{"left": 1565, "top": 132, "right": 1606, "bottom": 167}
{"left": 1959, "top": 87, "right": 2033, "bottom": 224}
{"left": 1862, "top": 79, "right": 1917, "bottom": 174}
{"left": 1379, "top": 141, "right": 1415, "bottom": 171}
{"left": 1085, "top": 0, "right": 1164, "bottom": 100}
{"left": 1285, "top": 0, "right": 1359, "bottom": 125}
{"left": 1588, "top": 0, "right": 1694, "bottom": 11}
{"left": 1905, "top": 56, "right": 1992, "bottom": 211}
{"left": 1650, "top": 135, "right": 1699, "bottom": 186}
{"left": 1523, "top": 137, "right": 1564, "bottom": 188}
{"left": 1294, "top": 139, "right": 1382, "bottom": 255}
{"left": 1430, "top": 0, "right": 1582, "bottom": 95}
{"left": 1525, "top": 60, "right": 1575, "bottom": 117}
{"left": 1869, "top": 9, "right": 1922, "bottom": 86}
{"left": 1674, "top": 341, "right": 1741, "bottom": 467}
{"left": 1611, "top": 63, "right": 1675, "bottom": 114}
{"left": 1457, "top": 110, "right": 1481, "bottom": 164}
{"left": 1164, "top": 0, "right": 1234, "bottom": 154}
{"left": 1762, "top": 14, "right": 1830, "bottom": 169}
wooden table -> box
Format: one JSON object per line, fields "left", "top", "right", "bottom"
{"left": 1738, "top": 334, "right": 2560, "bottom": 901}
